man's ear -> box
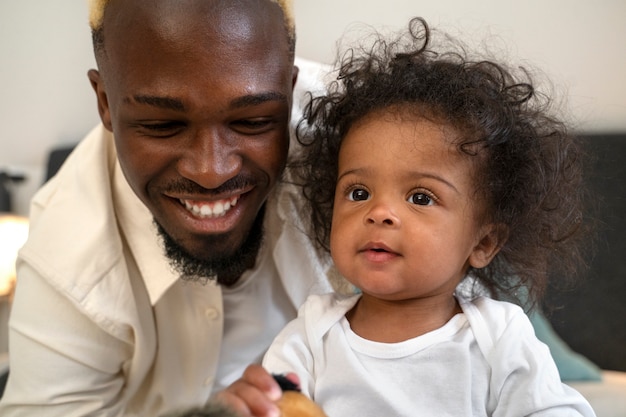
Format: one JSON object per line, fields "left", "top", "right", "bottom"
{"left": 87, "top": 69, "right": 113, "bottom": 131}
{"left": 469, "top": 223, "right": 507, "bottom": 269}
{"left": 292, "top": 65, "right": 299, "bottom": 89}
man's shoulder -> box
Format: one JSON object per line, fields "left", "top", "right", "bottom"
{"left": 20, "top": 124, "right": 127, "bottom": 301}
{"left": 293, "top": 57, "right": 332, "bottom": 103}
{"left": 264, "top": 182, "right": 337, "bottom": 303}
{"left": 33, "top": 125, "right": 114, "bottom": 208}
{"left": 270, "top": 181, "right": 306, "bottom": 222}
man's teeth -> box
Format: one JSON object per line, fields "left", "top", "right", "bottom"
{"left": 181, "top": 197, "right": 239, "bottom": 218}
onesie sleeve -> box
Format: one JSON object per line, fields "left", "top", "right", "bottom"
{"left": 262, "top": 300, "right": 317, "bottom": 398}
{"left": 487, "top": 304, "right": 596, "bottom": 417}
{"left": 262, "top": 293, "right": 357, "bottom": 400}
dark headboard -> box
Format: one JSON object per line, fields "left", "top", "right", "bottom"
{"left": 45, "top": 144, "right": 76, "bottom": 183}
{"left": 544, "top": 133, "right": 626, "bottom": 372}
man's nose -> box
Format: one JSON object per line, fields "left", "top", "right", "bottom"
{"left": 177, "top": 128, "right": 242, "bottom": 189}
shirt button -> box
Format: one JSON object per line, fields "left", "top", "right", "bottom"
{"left": 204, "top": 308, "right": 219, "bottom": 320}
{"left": 203, "top": 376, "right": 213, "bottom": 387}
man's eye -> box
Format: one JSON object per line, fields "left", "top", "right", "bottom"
{"left": 348, "top": 189, "right": 370, "bottom": 201}
{"left": 138, "top": 122, "right": 184, "bottom": 137}
{"left": 408, "top": 192, "right": 433, "bottom": 206}
{"left": 231, "top": 118, "right": 274, "bottom": 134}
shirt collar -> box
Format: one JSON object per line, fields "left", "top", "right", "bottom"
{"left": 113, "top": 159, "right": 179, "bottom": 305}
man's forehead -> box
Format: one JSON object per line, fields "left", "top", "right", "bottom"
{"left": 89, "top": 0, "right": 294, "bottom": 33}
{"left": 100, "top": 1, "right": 293, "bottom": 72}
{"left": 101, "top": 0, "right": 288, "bottom": 48}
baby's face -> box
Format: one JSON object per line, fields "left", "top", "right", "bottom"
{"left": 329, "top": 109, "right": 499, "bottom": 303}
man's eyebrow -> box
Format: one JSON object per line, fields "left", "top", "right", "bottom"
{"left": 128, "top": 95, "right": 186, "bottom": 111}
{"left": 126, "top": 92, "right": 287, "bottom": 111}
{"left": 230, "top": 92, "right": 288, "bottom": 108}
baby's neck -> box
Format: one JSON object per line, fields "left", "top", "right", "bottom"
{"left": 345, "top": 294, "right": 461, "bottom": 343}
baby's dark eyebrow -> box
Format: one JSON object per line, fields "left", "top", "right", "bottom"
{"left": 416, "top": 172, "right": 459, "bottom": 194}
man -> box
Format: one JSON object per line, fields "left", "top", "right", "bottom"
{"left": 0, "top": 1, "right": 334, "bottom": 416}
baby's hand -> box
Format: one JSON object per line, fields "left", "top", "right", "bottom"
{"left": 213, "top": 364, "right": 282, "bottom": 417}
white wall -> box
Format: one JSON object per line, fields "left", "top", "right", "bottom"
{"left": 1, "top": 0, "right": 625, "bottom": 216}
{"left": 294, "top": 0, "right": 626, "bottom": 132}
{"left": 0, "top": 1, "right": 98, "bottom": 215}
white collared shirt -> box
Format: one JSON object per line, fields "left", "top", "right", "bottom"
{"left": 0, "top": 121, "right": 334, "bottom": 417}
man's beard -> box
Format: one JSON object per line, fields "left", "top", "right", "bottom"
{"left": 155, "top": 205, "right": 265, "bottom": 287}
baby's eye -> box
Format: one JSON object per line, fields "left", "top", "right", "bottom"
{"left": 408, "top": 192, "right": 433, "bottom": 206}
{"left": 348, "top": 188, "right": 370, "bottom": 201}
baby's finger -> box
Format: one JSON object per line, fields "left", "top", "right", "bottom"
{"left": 241, "top": 364, "right": 282, "bottom": 401}
{"left": 216, "top": 375, "right": 280, "bottom": 417}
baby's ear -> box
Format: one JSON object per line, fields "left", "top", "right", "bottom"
{"left": 469, "top": 223, "right": 507, "bottom": 269}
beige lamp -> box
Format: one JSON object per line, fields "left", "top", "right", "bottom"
{"left": 0, "top": 214, "right": 28, "bottom": 353}
{"left": 0, "top": 214, "right": 29, "bottom": 299}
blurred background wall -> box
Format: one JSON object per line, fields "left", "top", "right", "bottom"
{"left": 1, "top": 0, "right": 625, "bottom": 216}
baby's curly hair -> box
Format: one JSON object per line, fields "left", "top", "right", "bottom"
{"left": 88, "top": 0, "right": 296, "bottom": 59}
{"left": 293, "top": 17, "right": 592, "bottom": 306}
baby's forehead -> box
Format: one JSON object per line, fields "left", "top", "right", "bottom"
{"left": 350, "top": 106, "right": 465, "bottom": 143}
{"left": 343, "top": 115, "right": 473, "bottom": 160}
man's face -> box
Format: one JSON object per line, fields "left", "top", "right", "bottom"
{"left": 89, "top": 1, "right": 295, "bottom": 280}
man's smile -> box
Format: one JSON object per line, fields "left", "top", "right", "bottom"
{"left": 180, "top": 196, "right": 240, "bottom": 218}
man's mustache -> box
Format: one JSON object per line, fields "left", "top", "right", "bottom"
{"left": 163, "top": 175, "right": 258, "bottom": 196}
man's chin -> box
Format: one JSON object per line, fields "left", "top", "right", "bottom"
{"left": 154, "top": 205, "right": 265, "bottom": 286}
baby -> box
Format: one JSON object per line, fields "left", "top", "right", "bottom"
{"left": 263, "top": 17, "right": 595, "bottom": 417}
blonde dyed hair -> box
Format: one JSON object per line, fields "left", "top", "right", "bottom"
{"left": 88, "top": 0, "right": 295, "bottom": 35}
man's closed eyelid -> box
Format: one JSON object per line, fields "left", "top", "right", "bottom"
{"left": 233, "top": 119, "right": 272, "bottom": 127}
{"left": 141, "top": 121, "right": 183, "bottom": 129}
{"left": 134, "top": 121, "right": 186, "bottom": 137}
